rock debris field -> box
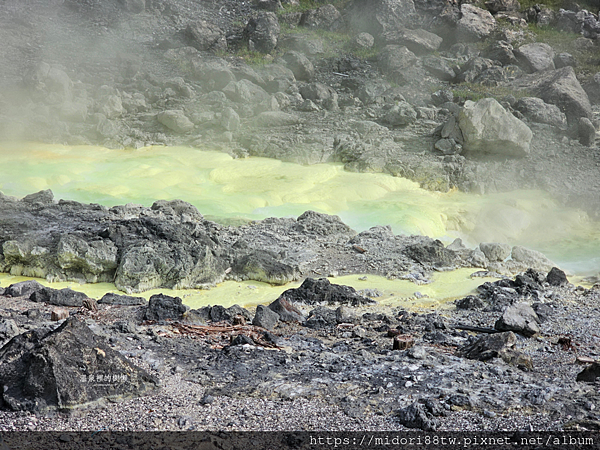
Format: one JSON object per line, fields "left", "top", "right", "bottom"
{"left": 0, "top": 0, "right": 599, "bottom": 436}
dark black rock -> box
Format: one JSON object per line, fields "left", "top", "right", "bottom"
{"left": 99, "top": 292, "right": 148, "bottom": 306}
{"left": 4, "top": 280, "right": 45, "bottom": 298}
{"left": 144, "top": 294, "right": 188, "bottom": 321}
{"left": 456, "top": 331, "right": 532, "bottom": 369}
{"left": 396, "top": 401, "right": 438, "bottom": 431}
{"left": 305, "top": 307, "right": 337, "bottom": 329}
{"left": 0, "top": 317, "right": 158, "bottom": 411}
{"left": 456, "top": 331, "right": 517, "bottom": 361}
{"left": 278, "top": 278, "right": 375, "bottom": 306}
{"left": 30, "top": 287, "right": 89, "bottom": 307}
{"left": 455, "top": 295, "right": 484, "bottom": 310}
{"left": 577, "top": 363, "right": 600, "bottom": 382}
{"left": 267, "top": 298, "right": 305, "bottom": 323}
{"left": 227, "top": 305, "right": 253, "bottom": 323}
{"left": 546, "top": 267, "right": 568, "bottom": 286}
{"left": 532, "top": 302, "right": 554, "bottom": 323}
{"left": 209, "top": 305, "right": 230, "bottom": 322}
{"left": 252, "top": 305, "right": 280, "bottom": 330}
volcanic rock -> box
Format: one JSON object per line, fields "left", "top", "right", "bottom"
{"left": 457, "top": 4, "right": 496, "bottom": 42}
{"left": 514, "top": 43, "right": 555, "bottom": 73}
{"left": 30, "top": 287, "right": 90, "bottom": 307}
{"left": 509, "top": 66, "right": 592, "bottom": 125}
{"left": 545, "top": 267, "right": 568, "bottom": 286}
{"left": 300, "top": 4, "right": 343, "bottom": 32}
{"left": 0, "top": 317, "right": 158, "bottom": 411}
{"left": 244, "top": 12, "right": 280, "bottom": 54}
{"left": 577, "top": 363, "right": 600, "bottom": 382}
{"left": 144, "top": 294, "right": 188, "bottom": 322}
{"left": 382, "top": 27, "right": 443, "bottom": 54}
{"left": 281, "top": 51, "right": 314, "bottom": 81}
{"left": 252, "top": 305, "right": 280, "bottom": 330}
{"left": 513, "top": 97, "right": 567, "bottom": 128}
{"left": 456, "top": 331, "right": 531, "bottom": 368}
{"left": 277, "top": 278, "right": 375, "bottom": 306}
{"left": 396, "top": 401, "right": 437, "bottom": 431}
{"left": 346, "top": 0, "right": 418, "bottom": 38}
{"left": 184, "top": 20, "right": 227, "bottom": 53}
{"left": 267, "top": 297, "right": 305, "bottom": 323}
{"left": 578, "top": 117, "right": 597, "bottom": 147}
{"left": 458, "top": 98, "right": 532, "bottom": 157}
{"left": 99, "top": 292, "right": 148, "bottom": 306}
{"left": 232, "top": 252, "right": 297, "bottom": 285}
{"left": 3, "top": 280, "right": 45, "bottom": 298}
{"left": 495, "top": 302, "right": 541, "bottom": 337}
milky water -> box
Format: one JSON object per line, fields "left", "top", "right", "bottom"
{"left": 0, "top": 142, "right": 598, "bottom": 306}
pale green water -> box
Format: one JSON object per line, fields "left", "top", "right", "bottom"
{"left": 1, "top": 142, "right": 600, "bottom": 276}
{"left": 0, "top": 269, "right": 500, "bottom": 311}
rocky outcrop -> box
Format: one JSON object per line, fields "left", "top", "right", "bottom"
{"left": 0, "top": 317, "right": 158, "bottom": 411}
{"left": 509, "top": 66, "right": 592, "bottom": 125}
{"left": 184, "top": 21, "right": 227, "bottom": 52}
{"left": 458, "top": 98, "right": 532, "bottom": 157}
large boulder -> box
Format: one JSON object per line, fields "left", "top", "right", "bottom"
{"left": 514, "top": 43, "right": 555, "bottom": 73}
{"left": 382, "top": 27, "right": 443, "bottom": 54}
{"left": 184, "top": 21, "right": 227, "bottom": 53}
{"left": 378, "top": 45, "right": 421, "bottom": 85}
{"left": 457, "top": 4, "right": 496, "bottom": 42}
{"left": 0, "top": 317, "right": 158, "bottom": 411}
{"left": 244, "top": 12, "right": 280, "bottom": 54}
{"left": 346, "top": 0, "right": 418, "bottom": 39}
{"left": 510, "top": 246, "right": 555, "bottom": 272}
{"left": 156, "top": 110, "right": 195, "bottom": 134}
{"left": 456, "top": 331, "right": 532, "bottom": 369}
{"left": 509, "top": 66, "right": 592, "bottom": 125}
{"left": 458, "top": 98, "right": 532, "bottom": 157}
{"left": 583, "top": 72, "right": 600, "bottom": 105}
{"left": 281, "top": 51, "right": 314, "bottom": 81}
{"left": 30, "top": 287, "right": 90, "bottom": 307}
{"left": 513, "top": 97, "right": 567, "bottom": 129}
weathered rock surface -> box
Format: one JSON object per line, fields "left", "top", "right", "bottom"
{"left": 509, "top": 66, "right": 592, "bottom": 124}
{"left": 495, "top": 302, "right": 541, "bottom": 337}
{"left": 144, "top": 294, "right": 188, "bottom": 322}
{"left": 457, "top": 4, "right": 496, "bottom": 42}
{"left": 514, "top": 43, "right": 555, "bottom": 73}
{"left": 458, "top": 98, "right": 532, "bottom": 157}
{"left": 0, "top": 317, "right": 158, "bottom": 411}
{"left": 277, "top": 278, "right": 375, "bottom": 306}
{"left": 244, "top": 12, "right": 280, "bottom": 53}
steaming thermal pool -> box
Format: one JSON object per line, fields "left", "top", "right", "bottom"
{"left": 0, "top": 142, "right": 599, "bottom": 307}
